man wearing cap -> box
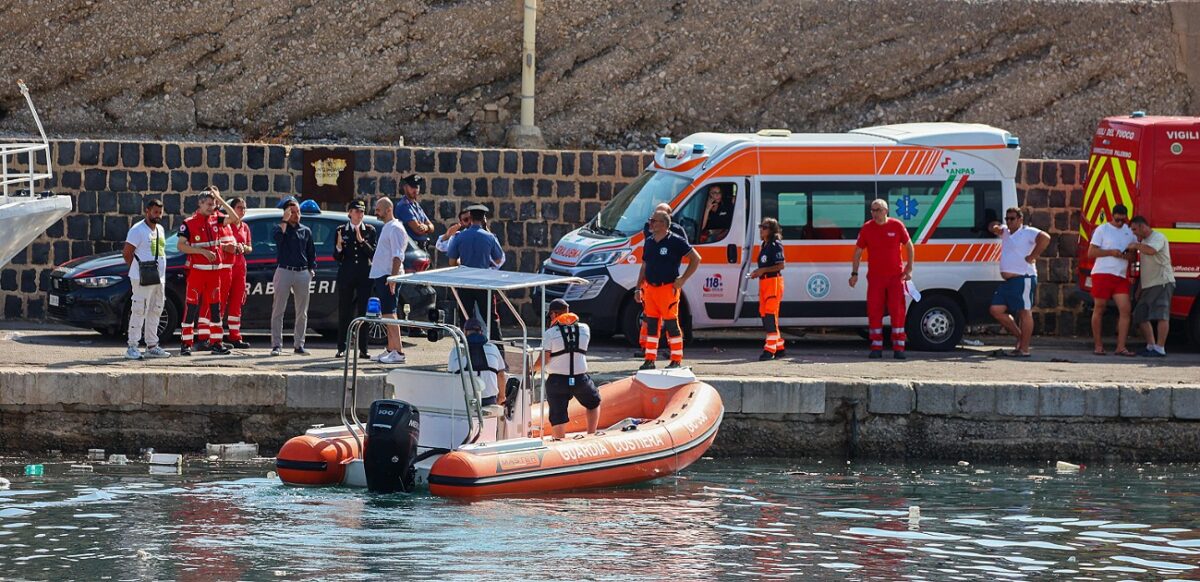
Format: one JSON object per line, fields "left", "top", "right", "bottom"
{"left": 447, "top": 204, "right": 506, "bottom": 341}
{"left": 850, "top": 199, "right": 914, "bottom": 360}
{"left": 370, "top": 196, "right": 409, "bottom": 364}
{"left": 543, "top": 298, "right": 600, "bottom": 439}
{"left": 637, "top": 210, "right": 701, "bottom": 370}
{"left": 122, "top": 198, "right": 170, "bottom": 360}
{"left": 334, "top": 200, "right": 378, "bottom": 359}
{"left": 398, "top": 174, "right": 435, "bottom": 248}
{"left": 177, "top": 187, "right": 240, "bottom": 356}
{"left": 447, "top": 318, "right": 508, "bottom": 407}
{"left": 269, "top": 198, "right": 317, "bottom": 356}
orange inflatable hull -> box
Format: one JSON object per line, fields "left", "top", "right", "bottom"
{"left": 276, "top": 430, "right": 362, "bottom": 486}
{"left": 428, "top": 376, "right": 724, "bottom": 497}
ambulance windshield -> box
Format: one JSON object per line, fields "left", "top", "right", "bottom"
{"left": 589, "top": 171, "right": 692, "bottom": 237}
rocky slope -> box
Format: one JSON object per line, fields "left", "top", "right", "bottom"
{"left": 0, "top": 0, "right": 1190, "bottom": 157}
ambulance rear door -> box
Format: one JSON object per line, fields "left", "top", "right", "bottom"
{"left": 674, "top": 177, "right": 753, "bottom": 328}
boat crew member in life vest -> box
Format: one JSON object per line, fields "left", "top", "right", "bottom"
{"left": 750, "top": 218, "right": 786, "bottom": 361}
{"left": 177, "top": 186, "right": 240, "bottom": 356}
{"left": 543, "top": 299, "right": 600, "bottom": 440}
{"left": 637, "top": 210, "right": 701, "bottom": 370}
{"left": 636, "top": 203, "right": 688, "bottom": 359}
{"left": 850, "top": 199, "right": 915, "bottom": 360}
{"left": 447, "top": 318, "right": 508, "bottom": 407}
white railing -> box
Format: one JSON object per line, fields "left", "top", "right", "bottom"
{"left": 0, "top": 80, "right": 53, "bottom": 197}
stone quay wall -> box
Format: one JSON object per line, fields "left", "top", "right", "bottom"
{"left": 2, "top": 368, "right": 1196, "bottom": 462}
{"left": 0, "top": 139, "right": 1088, "bottom": 336}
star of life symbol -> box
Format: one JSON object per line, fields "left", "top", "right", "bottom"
{"left": 806, "top": 273, "right": 831, "bottom": 299}
{"left": 896, "top": 194, "right": 919, "bottom": 220}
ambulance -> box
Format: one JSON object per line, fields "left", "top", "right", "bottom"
{"left": 1077, "top": 113, "right": 1200, "bottom": 344}
{"left": 541, "top": 123, "right": 1020, "bottom": 351}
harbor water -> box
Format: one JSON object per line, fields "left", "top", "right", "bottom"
{"left": 1, "top": 458, "right": 1198, "bottom": 580}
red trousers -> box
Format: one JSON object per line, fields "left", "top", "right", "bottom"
{"left": 182, "top": 269, "right": 224, "bottom": 347}
{"left": 219, "top": 264, "right": 247, "bottom": 341}
{"left": 867, "top": 274, "right": 907, "bottom": 352}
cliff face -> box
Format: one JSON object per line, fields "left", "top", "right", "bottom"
{"left": 0, "top": 0, "right": 1191, "bottom": 157}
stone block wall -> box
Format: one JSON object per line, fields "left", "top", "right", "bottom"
{"left": 1, "top": 140, "right": 1089, "bottom": 336}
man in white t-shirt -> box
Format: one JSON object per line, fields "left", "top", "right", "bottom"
{"left": 987, "top": 207, "right": 1050, "bottom": 357}
{"left": 369, "top": 197, "right": 409, "bottom": 364}
{"left": 1087, "top": 204, "right": 1139, "bottom": 356}
{"left": 447, "top": 318, "right": 508, "bottom": 406}
{"left": 122, "top": 199, "right": 170, "bottom": 360}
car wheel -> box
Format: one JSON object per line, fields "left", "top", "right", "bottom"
{"left": 905, "top": 294, "right": 964, "bottom": 352}
{"left": 156, "top": 298, "right": 181, "bottom": 341}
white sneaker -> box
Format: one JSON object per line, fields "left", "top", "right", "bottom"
{"left": 145, "top": 346, "right": 171, "bottom": 358}
{"left": 124, "top": 346, "right": 143, "bottom": 360}
{"left": 380, "top": 351, "right": 406, "bottom": 364}
{"left": 372, "top": 350, "right": 393, "bottom": 362}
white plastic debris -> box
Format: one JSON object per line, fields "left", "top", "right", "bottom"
{"left": 0, "top": 477, "right": 10, "bottom": 490}
{"left": 961, "top": 338, "right": 984, "bottom": 347}
{"left": 957, "top": 460, "right": 970, "bottom": 467}
{"left": 69, "top": 464, "right": 94, "bottom": 473}
{"left": 907, "top": 506, "right": 921, "bottom": 529}
{"left": 205, "top": 442, "right": 259, "bottom": 462}
{"left": 266, "top": 471, "right": 278, "bottom": 480}
{"left": 87, "top": 449, "right": 105, "bottom": 462}
{"left": 1055, "top": 461, "right": 1082, "bottom": 473}
{"left": 108, "top": 454, "right": 128, "bottom": 465}
{"left": 135, "top": 549, "right": 151, "bottom": 561}
{"left": 149, "top": 453, "right": 182, "bottom": 466}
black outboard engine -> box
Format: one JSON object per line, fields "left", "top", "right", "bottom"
{"left": 363, "top": 399, "right": 420, "bottom": 493}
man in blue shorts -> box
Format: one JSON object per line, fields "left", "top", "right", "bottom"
{"left": 988, "top": 207, "right": 1050, "bottom": 357}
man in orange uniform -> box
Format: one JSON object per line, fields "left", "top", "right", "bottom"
{"left": 636, "top": 210, "right": 700, "bottom": 370}
{"left": 177, "top": 187, "right": 240, "bottom": 356}
{"left": 850, "top": 199, "right": 915, "bottom": 360}
{"left": 219, "top": 197, "right": 252, "bottom": 349}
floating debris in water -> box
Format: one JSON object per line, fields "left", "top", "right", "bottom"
{"left": 69, "top": 464, "right": 94, "bottom": 473}
{"left": 135, "top": 549, "right": 151, "bottom": 561}
{"left": 0, "top": 477, "right": 9, "bottom": 490}
{"left": 957, "top": 461, "right": 970, "bottom": 467}
{"left": 108, "top": 454, "right": 128, "bottom": 465}
{"left": 1056, "top": 461, "right": 1082, "bottom": 473}
{"left": 266, "top": 471, "right": 277, "bottom": 480}
{"left": 87, "top": 449, "right": 105, "bottom": 462}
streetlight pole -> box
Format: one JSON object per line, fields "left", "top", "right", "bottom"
{"left": 506, "top": 0, "right": 546, "bottom": 148}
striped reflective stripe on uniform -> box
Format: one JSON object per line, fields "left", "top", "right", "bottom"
{"left": 765, "top": 332, "right": 781, "bottom": 353}
{"left": 892, "top": 326, "right": 907, "bottom": 352}
{"left": 668, "top": 335, "right": 683, "bottom": 362}
{"left": 191, "top": 264, "right": 223, "bottom": 271}
{"left": 227, "top": 316, "right": 241, "bottom": 331}
{"left": 869, "top": 327, "right": 884, "bottom": 350}
{"left": 644, "top": 335, "right": 659, "bottom": 362}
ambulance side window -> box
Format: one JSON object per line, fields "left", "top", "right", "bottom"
{"left": 677, "top": 183, "right": 737, "bottom": 243}
{"left": 881, "top": 181, "right": 1003, "bottom": 239}
{"left": 762, "top": 181, "right": 873, "bottom": 240}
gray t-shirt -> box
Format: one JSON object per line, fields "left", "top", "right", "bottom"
{"left": 1139, "top": 230, "right": 1175, "bottom": 288}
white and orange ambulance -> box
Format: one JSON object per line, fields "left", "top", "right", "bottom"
{"left": 541, "top": 123, "right": 1020, "bottom": 351}
{"left": 1077, "top": 113, "right": 1200, "bottom": 344}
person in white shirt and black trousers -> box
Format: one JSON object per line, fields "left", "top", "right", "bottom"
{"left": 543, "top": 299, "right": 601, "bottom": 440}
{"left": 122, "top": 199, "right": 170, "bottom": 360}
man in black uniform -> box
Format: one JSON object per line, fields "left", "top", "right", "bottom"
{"left": 637, "top": 210, "right": 701, "bottom": 370}
{"left": 334, "top": 200, "right": 378, "bottom": 359}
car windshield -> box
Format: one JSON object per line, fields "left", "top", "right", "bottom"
{"left": 591, "top": 170, "right": 693, "bottom": 237}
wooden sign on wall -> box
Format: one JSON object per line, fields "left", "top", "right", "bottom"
{"left": 302, "top": 148, "right": 355, "bottom": 204}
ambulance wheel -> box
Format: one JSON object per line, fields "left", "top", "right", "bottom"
{"left": 905, "top": 294, "right": 963, "bottom": 352}
{"left": 620, "top": 300, "right": 641, "bottom": 347}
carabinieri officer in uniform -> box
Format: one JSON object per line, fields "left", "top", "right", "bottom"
{"left": 636, "top": 210, "right": 700, "bottom": 370}
{"left": 334, "top": 200, "right": 377, "bottom": 359}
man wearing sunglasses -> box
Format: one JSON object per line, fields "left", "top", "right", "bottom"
{"left": 987, "top": 207, "right": 1050, "bottom": 357}
{"left": 1087, "top": 204, "right": 1138, "bottom": 356}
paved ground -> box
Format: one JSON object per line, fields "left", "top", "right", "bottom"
{"left": 1, "top": 322, "right": 1197, "bottom": 385}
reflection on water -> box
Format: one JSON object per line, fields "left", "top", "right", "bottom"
{"left": 1, "top": 459, "right": 1198, "bottom": 580}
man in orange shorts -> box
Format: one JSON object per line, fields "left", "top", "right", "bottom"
{"left": 636, "top": 210, "right": 700, "bottom": 370}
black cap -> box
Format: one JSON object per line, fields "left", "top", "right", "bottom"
{"left": 548, "top": 298, "right": 570, "bottom": 312}
{"left": 347, "top": 200, "right": 366, "bottom": 212}
{"left": 401, "top": 174, "right": 425, "bottom": 188}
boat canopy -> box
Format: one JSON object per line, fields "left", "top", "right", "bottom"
{"left": 390, "top": 266, "right": 585, "bottom": 291}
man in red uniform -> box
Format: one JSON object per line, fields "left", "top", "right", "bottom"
{"left": 219, "top": 197, "right": 252, "bottom": 349}
{"left": 850, "top": 199, "right": 915, "bottom": 360}
{"left": 178, "top": 187, "right": 240, "bottom": 356}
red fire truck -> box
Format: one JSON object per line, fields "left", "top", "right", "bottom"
{"left": 1077, "top": 112, "right": 1200, "bottom": 344}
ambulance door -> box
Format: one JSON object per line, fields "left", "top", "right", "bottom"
{"left": 674, "top": 179, "right": 750, "bottom": 327}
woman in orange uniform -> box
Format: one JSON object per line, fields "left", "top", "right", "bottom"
{"left": 751, "top": 218, "right": 785, "bottom": 360}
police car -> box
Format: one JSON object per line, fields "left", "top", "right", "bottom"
{"left": 47, "top": 207, "right": 435, "bottom": 341}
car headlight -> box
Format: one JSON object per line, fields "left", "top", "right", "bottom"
{"left": 74, "top": 276, "right": 123, "bottom": 288}
{"left": 578, "top": 249, "right": 631, "bottom": 266}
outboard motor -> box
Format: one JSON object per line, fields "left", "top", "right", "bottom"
{"left": 363, "top": 399, "right": 420, "bottom": 493}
